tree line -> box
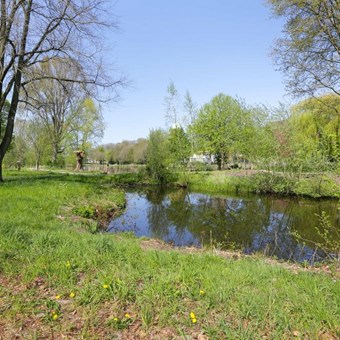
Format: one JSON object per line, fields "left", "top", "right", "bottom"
{"left": 1, "top": 0, "right": 339, "bottom": 180}
{"left": 143, "top": 86, "right": 339, "bottom": 183}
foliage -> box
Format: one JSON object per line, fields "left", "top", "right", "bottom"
{"left": 92, "top": 139, "right": 148, "bottom": 165}
{"left": 292, "top": 200, "right": 340, "bottom": 268}
{"left": 187, "top": 170, "right": 340, "bottom": 198}
{"left": 72, "top": 205, "right": 96, "bottom": 219}
{"left": 266, "top": 0, "right": 340, "bottom": 98}
{"left": 25, "top": 59, "right": 102, "bottom": 165}
{"left": 290, "top": 94, "right": 340, "bottom": 165}
{"left": 168, "top": 126, "right": 191, "bottom": 167}
{"left": 191, "top": 94, "right": 255, "bottom": 170}
{"left": 145, "top": 129, "right": 175, "bottom": 184}
{"left": 0, "top": 0, "right": 123, "bottom": 181}
{"left": 69, "top": 98, "right": 105, "bottom": 153}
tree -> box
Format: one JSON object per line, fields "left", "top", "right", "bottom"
{"left": 290, "top": 94, "right": 340, "bottom": 165}
{"left": 69, "top": 98, "right": 104, "bottom": 154}
{"left": 3, "top": 119, "right": 28, "bottom": 168}
{"left": 168, "top": 125, "right": 191, "bottom": 167}
{"left": 191, "top": 94, "right": 254, "bottom": 170}
{"left": 25, "top": 118, "right": 50, "bottom": 170}
{"left": 146, "top": 129, "right": 173, "bottom": 184}
{"left": 183, "top": 90, "right": 198, "bottom": 154}
{"left": 0, "top": 0, "right": 123, "bottom": 181}
{"left": 0, "top": 100, "right": 9, "bottom": 142}
{"left": 164, "top": 81, "right": 180, "bottom": 126}
{"left": 25, "top": 58, "right": 91, "bottom": 165}
{"left": 267, "top": 0, "right": 340, "bottom": 98}
{"left": 164, "top": 83, "right": 196, "bottom": 167}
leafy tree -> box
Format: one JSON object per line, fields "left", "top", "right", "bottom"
{"left": 183, "top": 90, "right": 198, "bottom": 154}
{"left": 25, "top": 58, "right": 92, "bottom": 165}
{"left": 191, "top": 94, "right": 254, "bottom": 170}
{"left": 69, "top": 98, "right": 104, "bottom": 153}
{"left": 25, "top": 118, "right": 50, "bottom": 170}
{"left": 290, "top": 94, "right": 340, "bottom": 165}
{"left": 168, "top": 125, "right": 191, "bottom": 167}
{"left": 247, "top": 105, "right": 279, "bottom": 169}
{"left": 146, "top": 129, "right": 173, "bottom": 184}
{"left": 0, "top": 0, "right": 123, "bottom": 181}
{"left": 133, "top": 139, "right": 148, "bottom": 164}
{"left": 267, "top": 0, "right": 340, "bottom": 98}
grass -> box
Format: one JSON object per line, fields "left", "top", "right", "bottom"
{"left": 185, "top": 170, "right": 340, "bottom": 198}
{"left": 0, "top": 170, "right": 339, "bottom": 338}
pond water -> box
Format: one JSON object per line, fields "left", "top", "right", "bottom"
{"left": 107, "top": 188, "right": 340, "bottom": 262}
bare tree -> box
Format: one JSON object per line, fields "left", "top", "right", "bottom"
{"left": 267, "top": 0, "right": 340, "bottom": 99}
{"left": 0, "top": 0, "right": 124, "bottom": 181}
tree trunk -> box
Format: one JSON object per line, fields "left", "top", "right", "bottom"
{"left": 75, "top": 151, "right": 84, "bottom": 171}
{"left": 52, "top": 144, "right": 59, "bottom": 165}
{"left": 0, "top": 158, "right": 3, "bottom": 182}
{"left": 0, "top": 71, "right": 22, "bottom": 182}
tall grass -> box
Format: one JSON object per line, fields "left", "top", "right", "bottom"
{"left": 187, "top": 171, "right": 340, "bottom": 198}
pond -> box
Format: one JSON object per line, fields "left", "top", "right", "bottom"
{"left": 107, "top": 188, "right": 340, "bottom": 263}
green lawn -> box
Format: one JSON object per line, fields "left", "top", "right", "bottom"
{"left": 0, "top": 171, "right": 339, "bottom": 338}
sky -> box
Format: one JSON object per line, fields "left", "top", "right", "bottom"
{"left": 101, "top": 0, "right": 289, "bottom": 144}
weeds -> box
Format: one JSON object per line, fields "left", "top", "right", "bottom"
{"left": 292, "top": 199, "right": 340, "bottom": 269}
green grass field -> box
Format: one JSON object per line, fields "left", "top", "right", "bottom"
{"left": 0, "top": 171, "right": 339, "bottom": 338}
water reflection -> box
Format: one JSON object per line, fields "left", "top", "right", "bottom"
{"left": 107, "top": 188, "right": 339, "bottom": 262}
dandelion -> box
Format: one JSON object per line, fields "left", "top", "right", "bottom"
{"left": 52, "top": 313, "right": 59, "bottom": 320}
{"left": 113, "top": 317, "right": 118, "bottom": 322}
{"left": 125, "top": 313, "right": 131, "bottom": 318}
{"left": 199, "top": 290, "right": 205, "bottom": 296}
{"left": 190, "top": 312, "right": 197, "bottom": 324}
{"left": 103, "top": 284, "right": 109, "bottom": 289}
{"left": 69, "top": 292, "right": 75, "bottom": 298}
{"left": 55, "top": 294, "right": 61, "bottom": 300}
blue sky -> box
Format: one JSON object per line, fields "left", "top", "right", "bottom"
{"left": 102, "top": 0, "right": 289, "bottom": 144}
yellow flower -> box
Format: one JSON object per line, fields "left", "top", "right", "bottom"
{"left": 55, "top": 294, "right": 61, "bottom": 300}
{"left": 192, "top": 318, "right": 197, "bottom": 323}
{"left": 52, "top": 313, "right": 59, "bottom": 320}
{"left": 103, "top": 284, "right": 109, "bottom": 289}
{"left": 66, "top": 261, "right": 71, "bottom": 268}
{"left": 125, "top": 313, "right": 131, "bottom": 318}
{"left": 69, "top": 292, "right": 75, "bottom": 298}
{"left": 190, "top": 312, "right": 195, "bottom": 319}
{"left": 199, "top": 290, "right": 205, "bottom": 296}
{"left": 113, "top": 317, "right": 118, "bottom": 322}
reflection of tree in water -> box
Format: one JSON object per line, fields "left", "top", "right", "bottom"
{"left": 186, "top": 196, "right": 271, "bottom": 250}
{"left": 130, "top": 188, "right": 340, "bottom": 262}
{"left": 147, "top": 202, "right": 170, "bottom": 240}
{"left": 147, "top": 189, "right": 195, "bottom": 244}
{"left": 247, "top": 200, "right": 303, "bottom": 261}
{"left": 144, "top": 187, "right": 168, "bottom": 204}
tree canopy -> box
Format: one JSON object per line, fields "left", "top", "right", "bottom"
{"left": 0, "top": 0, "right": 123, "bottom": 181}
{"left": 267, "top": 0, "right": 340, "bottom": 98}
{"left": 191, "top": 94, "right": 254, "bottom": 169}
